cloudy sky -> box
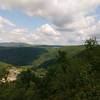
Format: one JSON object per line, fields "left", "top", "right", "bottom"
{"left": 0, "top": 0, "right": 100, "bottom": 45}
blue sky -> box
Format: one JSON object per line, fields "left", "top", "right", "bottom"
{"left": 0, "top": 9, "right": 51, "bottom": 30}
{"left": 95, "top": 6, "right": 100, "bottom": 20}
{"left": 0, "top": 0, "right": 100, "bottom": 45}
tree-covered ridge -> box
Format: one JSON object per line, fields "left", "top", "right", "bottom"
{"left": 0, "top": 44, "right": 84, "bottom": 67}
{"left": 0, "top": 47, "right": 47, "bottom": 66}
{"left": 0, "top": 38, "right": 100, "bottom": 100}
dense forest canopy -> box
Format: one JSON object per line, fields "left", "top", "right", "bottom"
{"left": 0, "top": 38, "right": 100, "bottom": 100}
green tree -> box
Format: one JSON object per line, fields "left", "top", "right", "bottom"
{"left": 84, "top": 37, "right": 98, "bottom": 50}
{"left": 17, "top": 68, "right": 37, "bottom": 88}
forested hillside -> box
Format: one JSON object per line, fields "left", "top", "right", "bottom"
{"left": 0, "top": 45, "right": 84, "bottom": 67}
{"left": 0, "top": 47, "right": 47, "bottom": 66}
{"left": 0, "top": 38, "right": 100, "bottom": 100}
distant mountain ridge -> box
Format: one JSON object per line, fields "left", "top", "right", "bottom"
{"left": 0, "top": 42, "right": 65, "bottom": 48}
{"left": 0, "top": 42, "right": 32, "bottom": 47}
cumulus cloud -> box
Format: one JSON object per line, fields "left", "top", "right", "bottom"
{"left": 0, "top": 16, "right": 64, "bottom": 44}
{"left": 37, "top": 24, "right": 60, "bottom": 36}
{"left": 0, "top": 0, "right": 100, "bottom": 26}
{"left": 0, "top": 0, "right": 100, "bottom": 45}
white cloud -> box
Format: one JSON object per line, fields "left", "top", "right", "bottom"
{"left": 0, "top": 16, "right": 15, "bottom": 28}
{"left": 0, "top": 16, "right": 62, "bottom": 44}
{"left": 0, "top": 0, "right": 100, "bottom": 26}
{"left": 0, "top": 0, "right": 100, "bottom": 45}
{"left": 10, "top": 28, "right": 28, "bottom": 34}
{"left": 0, "top": 16, "right": 100, "bottom": 45}
{"left": 37, "top": 24, "right": 60, "bottom": 36}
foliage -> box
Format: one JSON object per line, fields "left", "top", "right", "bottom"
{"left": 0, "top": 47, "right": 47, "bottom": 66}
{"left": 0, "top": 38, "right": 100, "bottom": 100}
{"left": 84, "top": 37, "right": 98, "bottom": 50}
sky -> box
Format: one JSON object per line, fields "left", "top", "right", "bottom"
{"left": 0, "top": 0, "right": 100, "bottom": 45}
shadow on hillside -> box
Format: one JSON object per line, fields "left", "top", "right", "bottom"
{"left": 0, "top": 47, "right": 47, "bottom": 66}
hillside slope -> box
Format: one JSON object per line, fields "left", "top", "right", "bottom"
{"left": 0, "top": 45, "right": 84, "bottom": 67}
{"left": 0, "top": 47, "right": 47, "bottom": 66}
{"left": 33, "top": 45, "right": 85, "bottom": 67}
